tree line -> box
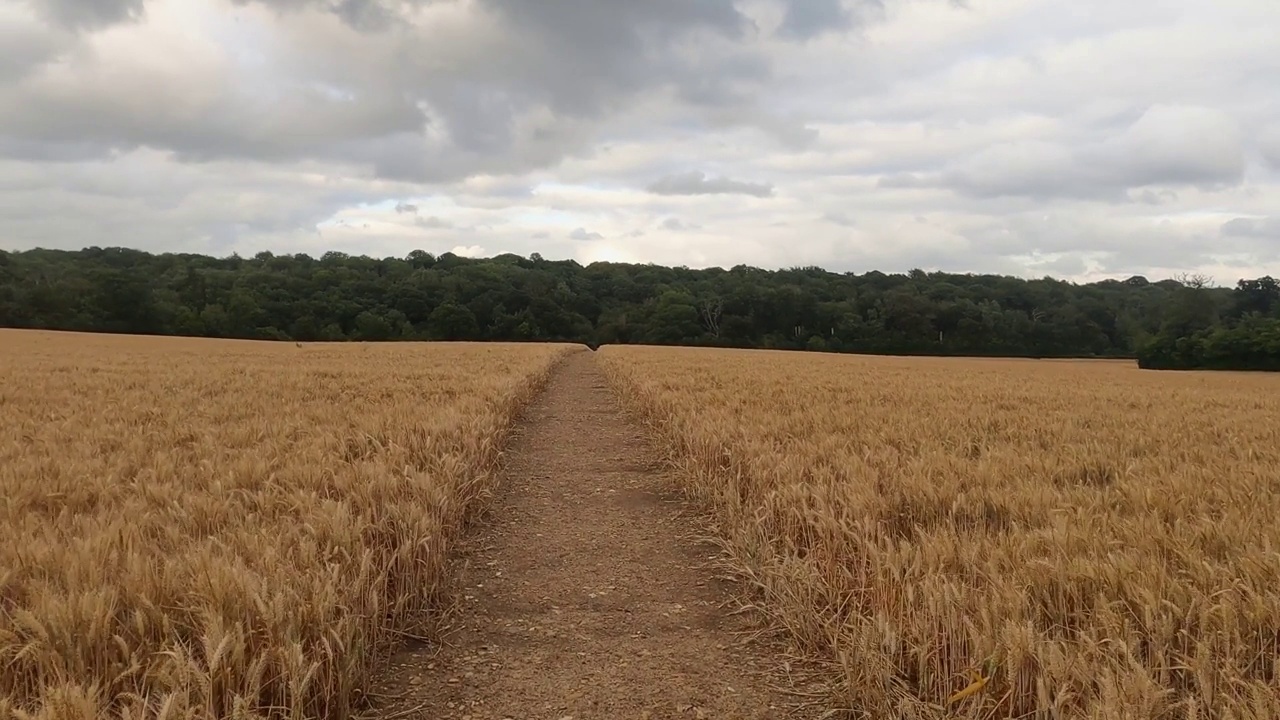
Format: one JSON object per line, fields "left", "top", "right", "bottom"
{"left": 1134, "top": 276, "right": 1280, "bottom": 371}
{"left": 0, "top": 246, "right": 1276, "bottom": 369}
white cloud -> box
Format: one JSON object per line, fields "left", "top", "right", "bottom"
{"left": 449, "top": 244, "right": 485, "bottom": 258}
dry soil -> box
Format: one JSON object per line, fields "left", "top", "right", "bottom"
{"left": 371, "top": 351, "right": 790, "bottom": 719}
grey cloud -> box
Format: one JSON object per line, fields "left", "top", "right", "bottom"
{"left": 30, "top": 0, "right": 861, "bottom": 42}
{"left": 474, "top": 0, "right": 755, "bottom": 118}
{"left": 661, "top": 217, "right": 702, "bottom": 231}
{"left": 0, "top": 17, "right": 69, "bottom": 83}
{"left": 1260, "top": 128, "right": 1280, "bottom": 169}
{"left": 937, "top": 141, "right": 1109, "bottom": 200}
{"left": 673, "top": 51, "right": 773, "bottom": 108}
{"left": 0, "top": 151, "right": 402, "bottom": 255}
{"left": 226, "top": 0, "right": 422, "bottom": 31}
{"left": 889, "top": 106, "right": 1245, "bottom": 201}
{"left": 1119, "top": 105, "right": 1244, "bottom": 186}
{"left": 754, "top": 115, "right": 820, "bottom": 150}
{"left": 38, "top": 0, "right": 439, "bottom": 35}
{"left": 26, "top": 0, "right": 144, "bottom": 30}
{"left": 429, "top": 86, "right": 520, "bottom": 156}
{"left": 331, "top": 0, "right": 401, "bottom": 32}
{"left": 877, "top": 172, "right": 930, "bottom": 190}
{"left": 415, "top": 215, "right": 452, "bottom": 229}
{"left": 0, "top": 137, "right": 115, "bottom": 164}
{"left": 695, "top": 105, "right": 820, "bottom": 151}
{"left": 486, "top": 0, "right": 746, "bottom": 36}
{"left": 569, "top": 227, "right": 604, "bottom": 241}
{"left": 957, "top": 213, "right": 1223, "bottom": 275}
{"left": 5, "top": 0, "right": 785, "bottom": 183}
{"left": 0, "top": 60, "right": 433, "bottom": 171}
{"left": 1029, "top": 253, "right": 1088, "bottom": 278}
{"left": 233, "top": 0, "right": 765, "bottom": 120}
{"left": 394, "top": 202, "right": 418, "bottom": 214}
{"left": 1130, "top": 188, "right": 1179, "bottom": 205}
{"left": 777, "top": 0, "right": 856, "bottom": 40}
{"left": 1222, "top": 217, "right": 1280, "bottom": 239}
{"left": 970, "top": 207, "right": 1280, "bottom": 277}
{"left": 3, "top": 0, "right": 949, "bottom": 189}
{"left": 775, "top": 0, "right": 898, "bottom": 41}
{"left": 647, "top": 170, "right": 774, "bottom": 197}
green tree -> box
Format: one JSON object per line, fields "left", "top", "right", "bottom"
{"left": 354, "top": 311, "right": 395, "bottom": 341}
{"left": 5, "top": 245, "right": 1274, "bottom": 369}
{"left": 427, "top": 302, "right": 478, "bottom": 340}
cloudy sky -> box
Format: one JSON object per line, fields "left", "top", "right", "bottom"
{"left": 2, "top": 0, "right": 1278, "bottom": 281}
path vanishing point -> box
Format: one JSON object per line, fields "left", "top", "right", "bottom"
{"left": 372, "top": 351, "right": 793, "bottom": 719}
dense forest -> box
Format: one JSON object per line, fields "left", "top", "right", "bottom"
{"left": 1135, "top": 276, "right": 1280, "bottom": 371}
{"left": 1, "top": 246, "right": 1277, "bottom": 369}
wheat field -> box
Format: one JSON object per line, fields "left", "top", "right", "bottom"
{"left": 0, "top": 330, "right": 573, "bottom": 720}
{"left": 600, "top": 346, "right": 1280, "bottom": 719}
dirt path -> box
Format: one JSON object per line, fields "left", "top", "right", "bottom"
{"left": 372, "top": 351, "right": 790, "bottom": 719}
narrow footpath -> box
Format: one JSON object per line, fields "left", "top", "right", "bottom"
{"left": 373, "top": 351, "right": 790, "bottom": 719}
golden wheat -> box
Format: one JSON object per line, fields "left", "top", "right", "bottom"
{"left": 0, "top": 330, "right": 575, "bottom": 720}
{"left": 600, "top": 346, "right": 1280, "bottom": 719}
